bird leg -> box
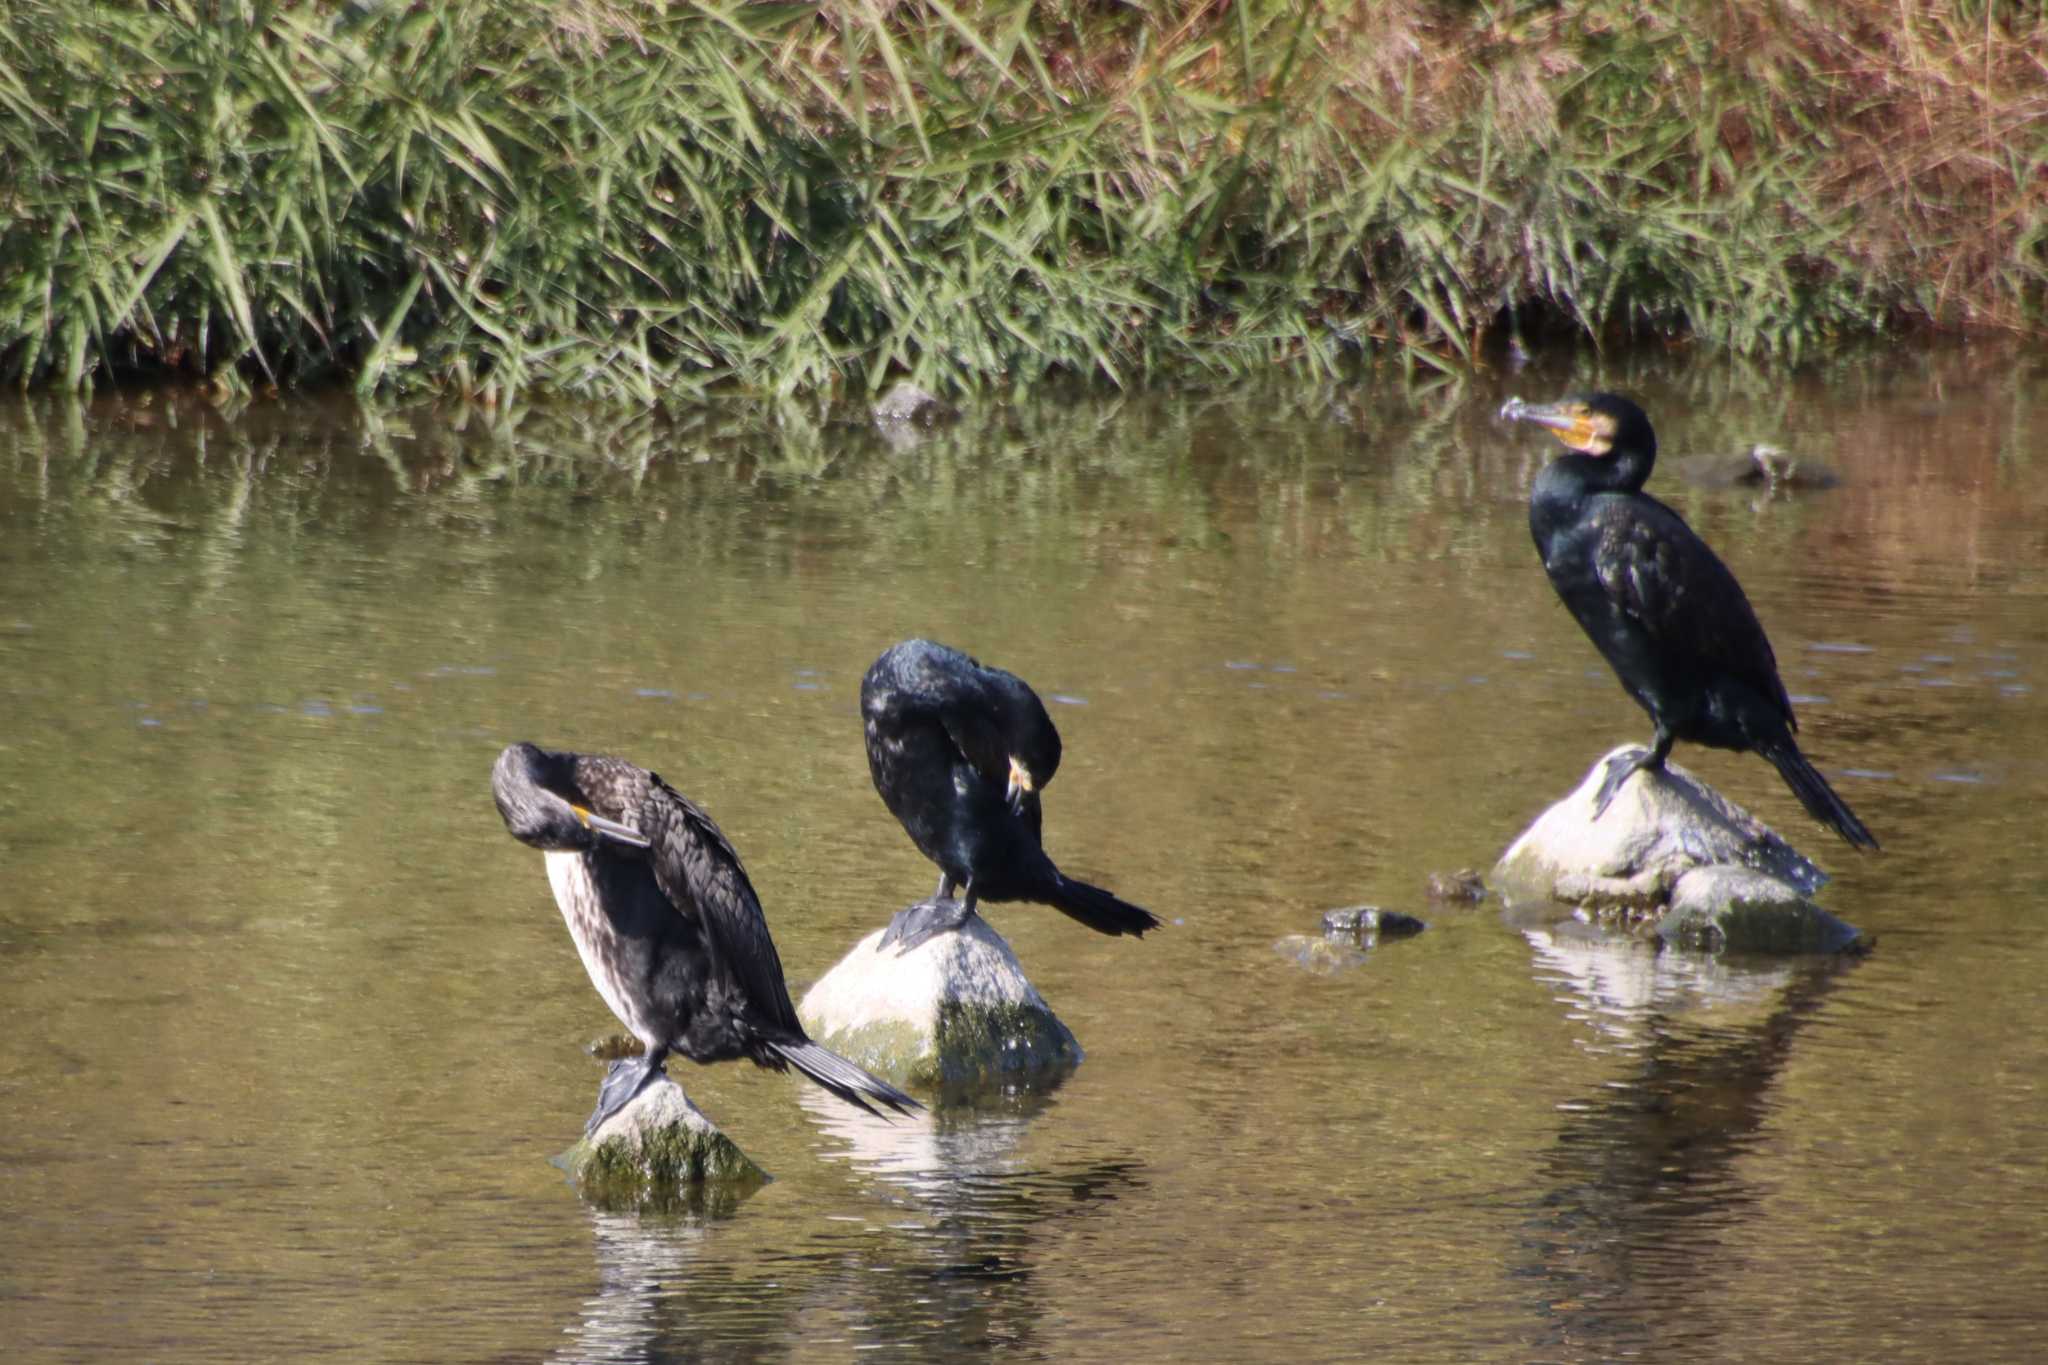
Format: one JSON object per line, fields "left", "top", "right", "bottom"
{"left": 585, "top": 1045, "right": 670, "bottom": 1137}
{"left": 1591, "top": 729, "right": 1675, "bottom": 820}
{"left": 879, "top": 885, "right": 980, "bottom": 954}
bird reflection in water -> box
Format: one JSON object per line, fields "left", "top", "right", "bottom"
{"left": 1514, "top": 916, "right": 1862, "bottom": 1357}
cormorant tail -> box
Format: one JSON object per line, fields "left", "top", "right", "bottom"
{"left": 1762, "top": 740, "right": 1880, "bottom": 852}
{"left": 771, "top": 1039, "right": 923, "bottom": 1119}
{"left": 1043, "top": 873, "right": 1163, "bottom": 938}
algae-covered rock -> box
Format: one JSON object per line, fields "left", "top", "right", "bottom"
{"left": 797, "top": 915, "right": 1081, "bottom": 1095}
{"left": 1494, "top": 745, "right": 1864, "bottom": 954}
{"left": 560, "top": 1076, "right": 767, "bottom": 1212}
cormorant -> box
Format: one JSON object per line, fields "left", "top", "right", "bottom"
{"left": 491, "top": 742, "right": 921, "bottom": 1134}
{"left": 1501, "top": 392, "right": 1879, "bottom": 851}
{"left": 861, "top": 639, "right": 1162, "bottom": 951}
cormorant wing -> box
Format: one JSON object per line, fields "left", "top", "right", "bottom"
{"left": 638, "top": 778, "right": 804, "bottom": 1031}
{"left": 935, "top": 666, "right": 1062, "bottom": 793}
{"left": 1593, "top": 498, "right": 1797, "bottom": 724}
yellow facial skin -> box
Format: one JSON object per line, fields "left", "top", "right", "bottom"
{"left": 1500, "top": 398, "right": 1615, "bottom": 456}
{"left": 1005, "top": 755, "right": 1035, "bottom": 803}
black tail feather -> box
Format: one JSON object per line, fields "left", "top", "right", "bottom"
{"left": 1044, "top": 872, "right": 1162, "bottom": 938}
{"left": 1764, "top": 741, "right": 1880, "bottom": 851}
{"left": 771, "top": 1039, "right": 922, "bottom": 1119}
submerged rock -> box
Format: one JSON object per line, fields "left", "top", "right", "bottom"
{"left": 1493, "top": 745, "right": 1867, "bottom": 954}
{"left": 1319, "top": 905, "right": 1428, "bottom": 939}
{"left": 872, "top": 380, "right": 958, "bottom": 427}
{"left": 1274, "top": 934, "right": 1370, "bottom": 974}
{"left": 1279, "top": 906, "right": 1426, "bottom": 973}
{"left": 1423, "top": 869, "right": 1487, "bottom": 903}
{"left": 1673, "top": 444, "right": 1840, "bottom": 491}
{"left": 797, "top": 914, "right": 1081, "bottom": 1095}
{"left": 559, "top": 1076, "right": 767, "bottom": 1213}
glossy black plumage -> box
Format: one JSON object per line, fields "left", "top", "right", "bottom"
{"left": 1503, "top": 393, "right": 1878, "bottom": 850}
{"left": 491, "top": 742, "right": 920, "bottom": 1133}
{"left": 861, "top": 639, "right": 1161, "bottom": 950}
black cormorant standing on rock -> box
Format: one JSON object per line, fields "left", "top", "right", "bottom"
{"left": 491, "top": 742, "right": 921, "bottom": 1134}
{"left": 1501, "top": 393, "right": 1879, "bottom": 851}
{"left": 861, "top": 639, "right": 1162, "bottom": 951}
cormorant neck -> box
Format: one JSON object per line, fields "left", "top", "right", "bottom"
{"left": 1544, "top": 440, "right": 1655, "bottom": 497}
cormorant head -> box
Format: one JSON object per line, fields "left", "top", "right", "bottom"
{"left": 492, "top": 742, "right": 650, "bottom": 852}
{"left": 1499, "top": 392, "right": 1656, "bottom": 460}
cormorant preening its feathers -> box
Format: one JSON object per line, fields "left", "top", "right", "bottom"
{"left": 491, "top": 742, "right": 920, "bottom": 1134}
{"left": 1501, "top": 393, "right": 1878, "bottom": 851}
{"left": 861, "top": 639, "right": 1162, "bottom": 952}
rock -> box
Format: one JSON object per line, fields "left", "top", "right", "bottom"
{"left": 1319, "top": 905, "right": 1428, "bottom": 939}
{"left": 1493, "top": 745, "right": 1863, "bottom": 953}
{"left": 797, "top": 915, "right": 1081, "bottom": 1095}
{"left": 1279, "top": 906, "right": 1426, "bottom": 973}
{"left": 871, "top": 380, "right": 957, "bottom": 427}
{"left": 1659, "top": 867, "right": 1871, "bottom": 954}
{"left": 1423, "top": 869, "right": 1487, "bottom": 902}
{"left": 559, "top": 1076, "right": 767, "bottom": 1212}
{"left": 1274, "top": 934, "right": 1370, "bottom": 974}
{"left": 1673, "top": 444, "right": 1840, "bottom": 492}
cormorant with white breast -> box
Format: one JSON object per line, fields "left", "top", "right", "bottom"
{"left": 492, "top": 742, "right": 921, "bottom": 1134}
{"left": 1501, "top": 392, "right": 1878, "bottom": 850}
{"left": 861, "top": 638, "right": 1162, "bottom": 951}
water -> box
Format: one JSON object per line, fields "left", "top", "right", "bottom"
{"left": 3, "top": 348, "right": 2047, "bottom": 1361}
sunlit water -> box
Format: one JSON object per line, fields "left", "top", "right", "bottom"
{"left": 3, "top": 348, "right": 2046, "bottom": 1361}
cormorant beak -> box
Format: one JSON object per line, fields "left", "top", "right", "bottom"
{"left": 1500, "top": 397, "right": 1604, "bottom": 454}
{"left": 572, "top": 804, "right": 651, "bottom": 850}
{"left": 1004, "top": 756, "right": 1035, "bottom": 817}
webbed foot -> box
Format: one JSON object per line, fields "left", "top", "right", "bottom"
{"left": 1590, "top": 745, "right": 1660, "bottom": 820}
{"left": 586, "top": 1051, "right": 667, "bottom": 1137}
{"left": 878, "top": 896, "right": 977, "bottom": 954}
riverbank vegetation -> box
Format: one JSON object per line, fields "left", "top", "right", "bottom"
{"left": 3, "top": 0, "right": 2042, "bottom": 400}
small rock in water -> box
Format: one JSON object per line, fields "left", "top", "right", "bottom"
{"left": 1275, "top": 934, "right": 1370, "bottom": 974}
{"left": 1320, "top": 905, "right": 1428, "bottom": 939}
{"left": 1424, "top": 869, "right": 1486, "bottom": 903}
{"left": 872, "top": 380, "right": 958, "bottom": 427}
{"left": 1673, "top": 444, "right": 1840, "bottom": 491}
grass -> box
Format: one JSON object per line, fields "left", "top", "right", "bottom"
{"left": 0, "top": 0, "right": 2042, "bottom": 401}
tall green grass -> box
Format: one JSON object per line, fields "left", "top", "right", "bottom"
{"left": 1, "top": 0, "right": 2042, "bottom": 400}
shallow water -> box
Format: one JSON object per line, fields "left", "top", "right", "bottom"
{"left": 3, "top": 348, "right": 2047, "bottom": 1361}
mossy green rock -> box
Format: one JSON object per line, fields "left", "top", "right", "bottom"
{"left": 559, "top": 1077, "right": 766, "bottom": 1213}
{"left": 798, "top": 916, "right": 1082, "bottom": 1095}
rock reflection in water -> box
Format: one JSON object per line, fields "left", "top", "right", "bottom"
{"left": 554, "top": 1210, "right": 717, "bottom": 1365}
{"left": 1513, "top": 913, "right": 1858, "bottom": 1356}
{"left": 553, "top": 1089, "right": 1145, "bottom": 1360}
{"left": 803, "top": 1086, "right": 1146, "bottom": 1352}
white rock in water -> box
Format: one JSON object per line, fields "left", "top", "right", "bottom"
{"left": 798, "top": 915, "right": 1081, "bottom": 1092}
{"left": 1494, "top": 745, "right": 1866, "bottom": 954}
